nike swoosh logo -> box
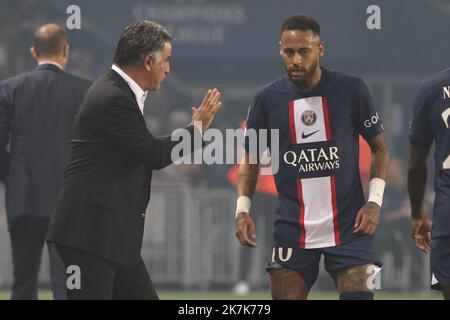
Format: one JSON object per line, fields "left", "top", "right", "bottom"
{"left": 301, "top": 130, "right": 319, "bottom": 139}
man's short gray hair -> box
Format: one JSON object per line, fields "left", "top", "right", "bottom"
{"left": 113, "top": 20, "right": 173, "bottom": 66}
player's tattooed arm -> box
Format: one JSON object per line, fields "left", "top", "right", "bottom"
{"left": 368, "top": 132, "right": 389, "bottom": 181}
{"left": 407, "top": 142, "right": 431, "bottom": 219}
{"left": 408, "top": 142, "right": 432, "bottom": 253}
{"left": 235, "top": 151, "right": 259, "bottom": 247}
{"left": 354, "top": 132, "right": 389, "bottom": 235}
{"left": 237, "top": 151, "right": 259, "bottom": 198}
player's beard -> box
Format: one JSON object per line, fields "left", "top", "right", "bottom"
{"left": 286, "top": 59, "right": 319, "bottom": 91}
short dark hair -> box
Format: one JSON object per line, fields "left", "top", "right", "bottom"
{"left": 33, "top": 24, "right": 67, "bottom": 56}
{"left": 281, "top": 14, "right": 320, "bottom": 37}
{"left": 113, "top": 20, "right": 173, "bottom": 67}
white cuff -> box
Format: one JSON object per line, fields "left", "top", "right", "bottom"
{"left": 235, "top": 196, "right": 251, "bottom": 219}
{"left": 368, "top": 178, "right": 385, "bottom": 207}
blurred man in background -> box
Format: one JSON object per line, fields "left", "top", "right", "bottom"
{"left": 235, "top": 14, "right": 389, "bottom": 300}
{"left": 408, "top": 67, "right": 450, "bottom": 300}
{"left": 0, "top": 24, "right": 91, "bottom": 299}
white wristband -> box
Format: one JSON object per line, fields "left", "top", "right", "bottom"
{"left": 368, "top": 178, "right": 385, "bottom": 207}
{"left": 235, "top": 196, "right": 251, "bottom": 219}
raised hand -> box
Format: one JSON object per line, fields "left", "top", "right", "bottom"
{"left": 191, "top": 88, "right": 222, "bottom": 132}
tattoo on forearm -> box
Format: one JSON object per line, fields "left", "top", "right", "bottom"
{"left": 237, "top": 172, "right": 258, "bottom": 196}
{"left": 371, "top": 147, "right": 389, "bottom": 179}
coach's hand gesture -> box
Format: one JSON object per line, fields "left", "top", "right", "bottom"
{"left": 191, "top": 88, "right": 222, "bottom": 132}
{"left": 235, "top": 212, "right": 257, "bottom": 248}
{"left": 353, "top": 201, "right": 380, "bottom": 236}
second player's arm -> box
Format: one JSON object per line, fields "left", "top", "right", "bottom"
{"left": 354, "top": 132, "right": 390, "bottom": 235}
{"left": 407, "top": 142, "right": 432, "bottom": 253}
{"left": 235, "top": 151, "right": 260, "bottom": 247}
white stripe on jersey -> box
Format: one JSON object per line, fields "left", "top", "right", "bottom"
{"left": 300, "top": 176, "right": 337, "bottom": 248}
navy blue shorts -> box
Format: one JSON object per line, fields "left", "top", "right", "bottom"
{"left": 266, "top": 235, "right": 381, "bottom": 289}
{"left": 431, "top": 236, "right": 450, "bottom": 290}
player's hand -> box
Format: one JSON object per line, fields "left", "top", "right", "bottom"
{"left": 411, "top": 217, "right": 432, "bottom": 253}
{"left": 190, "top": 88, "right": 222, "bottom": 132}
{"left": 235, "top": 212, "right": 257, "bottom": 248}
{"left": 353, "top": 201, "right": 380, "bottom": 236}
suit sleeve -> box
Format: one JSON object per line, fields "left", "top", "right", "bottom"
{"left": 103, "top": 96, "right": 197, "bottom": 170}
{"left": 0, "top": 82, "right": 11, "bottom": 181}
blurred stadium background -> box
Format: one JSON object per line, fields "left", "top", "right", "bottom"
{"left": 0, "top": 0, "right": 449, "bottom": 299}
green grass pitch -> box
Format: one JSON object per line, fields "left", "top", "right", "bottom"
{"left": 0, "top": 290, "right": 442, "bottom": 300}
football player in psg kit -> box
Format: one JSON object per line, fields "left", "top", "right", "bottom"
{"left": 408, "top": 68, "right": 450, "bottom": 300}
{"left": 234, "top": 14, "right": 389, "bottom": 300}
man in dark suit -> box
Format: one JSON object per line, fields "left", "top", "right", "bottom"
{"left": 47, "top": 20, "right": 222, "bottom": 300}
{"left": 0, "top": 24, "right": 91, "bottom": 299}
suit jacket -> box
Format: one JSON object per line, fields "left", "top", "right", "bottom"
{"left": 47, "top": 68, "right": 198, "bottom": 266}
{"left": 0, "top": 64, "right": 91, "bottom": 226}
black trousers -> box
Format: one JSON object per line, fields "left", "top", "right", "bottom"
{"left": 55, "top": 243, "right": 159, "bottom": 300}
{"left": 9, "top": 215, "right": 67, "bottom": 300}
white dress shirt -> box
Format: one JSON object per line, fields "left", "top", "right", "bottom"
{"left": 38, "top": 61, "right": 63, "bottom": 70}
{"left": 111, "top": 64, "right": 147, "bottom": 115}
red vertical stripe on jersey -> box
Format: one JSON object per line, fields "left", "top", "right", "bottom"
{"left": 296, "top": 180, "right": 306, "bottom": 249}
{"left": 288, "top": 101, "right": 297, "bottom": 144}
{"left": 321, "top": 97, "right": 332, "bottom": 141}
{"left": 330, "top": 176, "right": 341, "bottom": 245}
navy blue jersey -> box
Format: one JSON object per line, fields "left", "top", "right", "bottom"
{"left": 409, "top": 68, "right": 450, "bottom": 238}
{"left": 245, "top": 68, "right": 383, "bottom": 249}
